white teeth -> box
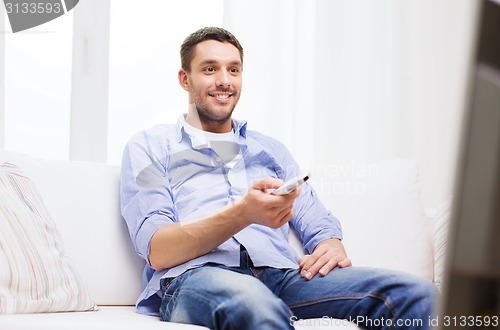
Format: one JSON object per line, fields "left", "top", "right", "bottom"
{"left": 216, "top": 94, "right": 229, "bottom": 99}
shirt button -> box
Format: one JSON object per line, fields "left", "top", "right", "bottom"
{"left": 215, "top": 158, "right": 221, "bottom": 163}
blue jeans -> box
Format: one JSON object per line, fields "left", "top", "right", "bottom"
{"left": 159, "top": 249, "right": 437, "bottom": 329}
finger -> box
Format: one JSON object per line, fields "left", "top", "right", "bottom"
{"left": 283, "top": 185, "right": 302, "bottom": 201}
{"left": 303, "top": 253, "right": 339, "bottom": 280}
{"left": 298, "top": 254, "right": 311, "bottom": 268}
{"left": 276, "top": 204, "right": 293, "bottom": 216}
{"left": 276, "top": 205, "right": 293, "bottom": 220}
{"left": 300, "top": 250, "right": 327, "bottom": 280}
{"left": 299, "top": 255, "right": 316, "bottom": 280}
{"left": 338, "top": 258, "right": 352, "bottom": 268}
{"left": 269, "top": 202, "right": 293, "bottom": 221}
{"left": 301, "top": 242, "right": 346, "bottom": 279}
{"left": 300, "top": 268, "right": 314, "bottom": 280}
{"left": 299, "top": 252, "right": 319, "bottom": 274}
{"left": 269, "top": 186, "right": 301, "bottom": 208}
{"left": 280, "top": 209, "right": 294, "bottom": 225}
{"left": 252, "top": 177, "right": 283, "bottom": 191}
{"left": 319, "top": 257, "right": 341, "bottom": 276}
{"left": 274, "top": 207, "right": 293, "bottom": 228}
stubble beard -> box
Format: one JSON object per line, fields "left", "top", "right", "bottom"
{"left": 191, "top": 89, "right": 240, "bottom": 129}
{"left": 194, "top": 103, "right": 235, "bottom": 126}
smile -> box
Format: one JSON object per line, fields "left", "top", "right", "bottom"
{"left": 209, "top": 92, "right": 232, "bottom": 101}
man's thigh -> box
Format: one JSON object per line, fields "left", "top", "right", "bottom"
{"left": 160, "top": 266, "right": 294, "bottom": 329}
{"left": 160, "top": 267, "right": 255, "bottom": 320}
{"left": 274, "top": 266, "right": 437, "bottom": 326}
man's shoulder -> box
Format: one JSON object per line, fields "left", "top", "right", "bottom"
{"left": 128, "top": 124, "right": 177, "bottom": 144}
{"left": 246, "top": 129, "right": 288, "bottom": 150}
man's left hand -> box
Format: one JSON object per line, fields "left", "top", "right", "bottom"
{"left": 298, "top": 238, "right": 352, "bottom": 280}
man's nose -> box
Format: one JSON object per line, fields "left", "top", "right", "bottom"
{"left": 215, "top": 70, "right": 231, "bottom": 88}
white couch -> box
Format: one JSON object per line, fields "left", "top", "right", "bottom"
{"left": 0, "top": 150, "right": 439, "bottom": 329}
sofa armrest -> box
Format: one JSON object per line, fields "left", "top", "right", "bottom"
{"left": 427, "top": 197, "right": 454, "bottom": 291}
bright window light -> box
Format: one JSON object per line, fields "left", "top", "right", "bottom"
{"left": 107, "top": 0, "right": 224, "bottom": 165}
{"left": 4, "top": 12, "right": 73, "bottom": 160}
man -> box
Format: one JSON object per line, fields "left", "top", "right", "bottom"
{"left": 120, "top": 27, "right": 437, "bottom": 329}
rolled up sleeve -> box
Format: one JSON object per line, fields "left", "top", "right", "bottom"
{"left": 291, "top": 183, "right": 343, "bottom": 254}
{"left": 120, "top": 132, "right": 176, "bottom": 265}
{"left": 272, "top": 141, "right": 343, "bottom": 254}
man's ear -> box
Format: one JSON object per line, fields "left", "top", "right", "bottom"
{"left": 178, "top": 69, "right": 190, "bottom": 91}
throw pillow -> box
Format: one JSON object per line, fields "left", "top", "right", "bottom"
{"left": 0, "top": 162, "right": 97, "bottom": 314}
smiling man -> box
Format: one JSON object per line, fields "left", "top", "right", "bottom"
{"left": 120, "top": 27, "right": 437, "bottom": 330}
{"left": 179, "top": 38, "right": 242, "bottom": 132}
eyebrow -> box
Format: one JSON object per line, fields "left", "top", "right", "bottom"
{"left": 198, "top": 59, "right": 242, "bottom": 67}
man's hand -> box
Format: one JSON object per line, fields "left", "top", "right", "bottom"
{"left": 149, "top": 177, "right": 300, "bottom": 271}
{"left": 235, "top": 178, "right": 301, "bottom": 229}
{"left": 299, "top": 238, "right": 352, "bottom": 280}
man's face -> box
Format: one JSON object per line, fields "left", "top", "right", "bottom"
{"left": 180, "top": 40, "right": 242, "bottom": 130}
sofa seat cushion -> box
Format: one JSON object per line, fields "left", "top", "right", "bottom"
{"left": 0, "top": 305, "right": 362, "bottom": 329}
{"left": 0, "top": 306, "right": 208, "bottom": 330}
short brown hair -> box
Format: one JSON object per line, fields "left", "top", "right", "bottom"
{"left": 180, "top": 27, "right": 244, "bottom": 72}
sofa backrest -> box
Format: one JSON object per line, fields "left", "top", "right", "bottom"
{"left": 306, "top": 159, "right": 434, "bottom": 280}
{"left": 0, "top": 150, "right": 145, "bottom": 306}
{"left": 0, "top": 150, "right": 435, "bottom": 307}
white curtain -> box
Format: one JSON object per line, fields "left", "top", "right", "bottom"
{"left": 223, "top": 0, "right": 478, "bottom": 209}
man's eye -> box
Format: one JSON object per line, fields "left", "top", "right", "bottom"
{"left": 205, "top": 67, "right": 215, "bottom": 72}
{"left": 229, "top": 68, "right": 239, "bottom": 73}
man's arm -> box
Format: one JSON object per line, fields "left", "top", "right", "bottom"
{"left": 149, "top": 178, "right": 301, "bottom": 271}
{"left": 256, "top": 138, "right": 348, "bottom": 279}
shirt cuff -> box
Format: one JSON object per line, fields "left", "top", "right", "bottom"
{"left": 136, "top": 212, "right": 173, "bottom": 267}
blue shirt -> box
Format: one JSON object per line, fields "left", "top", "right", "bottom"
{"left": 120, "top": 115, "right": 343, "bottom": 316}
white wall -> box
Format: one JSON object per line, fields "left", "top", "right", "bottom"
{"left": 225, "top": 0, "right": 479, "bottom": 209}
{"left": 224, "top": 0, "right": 317, "bottom": 168}
{"left": 0, "top": 0, "right": 479, "bottom": 209}
{"left": 106, "top": 0, "right": 224, "bottom": 165}
{"left": 315, "top": 0, "right": 478, "bottom": 209}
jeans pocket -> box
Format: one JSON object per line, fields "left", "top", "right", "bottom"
{"left": 159, "top": 285, "right": 177, "bottom": 322}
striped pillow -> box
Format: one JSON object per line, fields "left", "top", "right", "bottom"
{"left": 0, "top": 162, "right": 97, "bottom": 314}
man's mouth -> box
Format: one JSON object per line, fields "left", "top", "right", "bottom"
{"left": 209, "top": 92, "right": 233, "bottom": 101}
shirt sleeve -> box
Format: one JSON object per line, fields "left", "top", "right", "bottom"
{"left": 291, "top": 182, "right": 343, "bottom": 254}
{"left": 120, "top": 130, "right": 176, "bottom": 266}
{"left": 270, "top": 140, "right": 343, "bottom": 254}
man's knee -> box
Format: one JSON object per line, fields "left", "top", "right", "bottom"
{"left": 182, "top": 267, "right": 267, "bottom": 299}
{"left": 405, "top": 276, "right": 439, "bottom": 313}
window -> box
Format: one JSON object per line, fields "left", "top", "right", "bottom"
{"left": 4, "top": 11, "right": 73, "bottom": 160}
{"left": 107, "top": 0, "right": 224, "bottom": 165}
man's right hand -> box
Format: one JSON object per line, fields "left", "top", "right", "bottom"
{"left": 234, "top": 177, "right": 301, "bottom": 229}
{"left": 149, "top": 177, "right": 300, "bottom": 271}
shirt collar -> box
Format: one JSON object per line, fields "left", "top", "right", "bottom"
{"left": 176, "top": 114, "right": 247, "bottom": 143}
